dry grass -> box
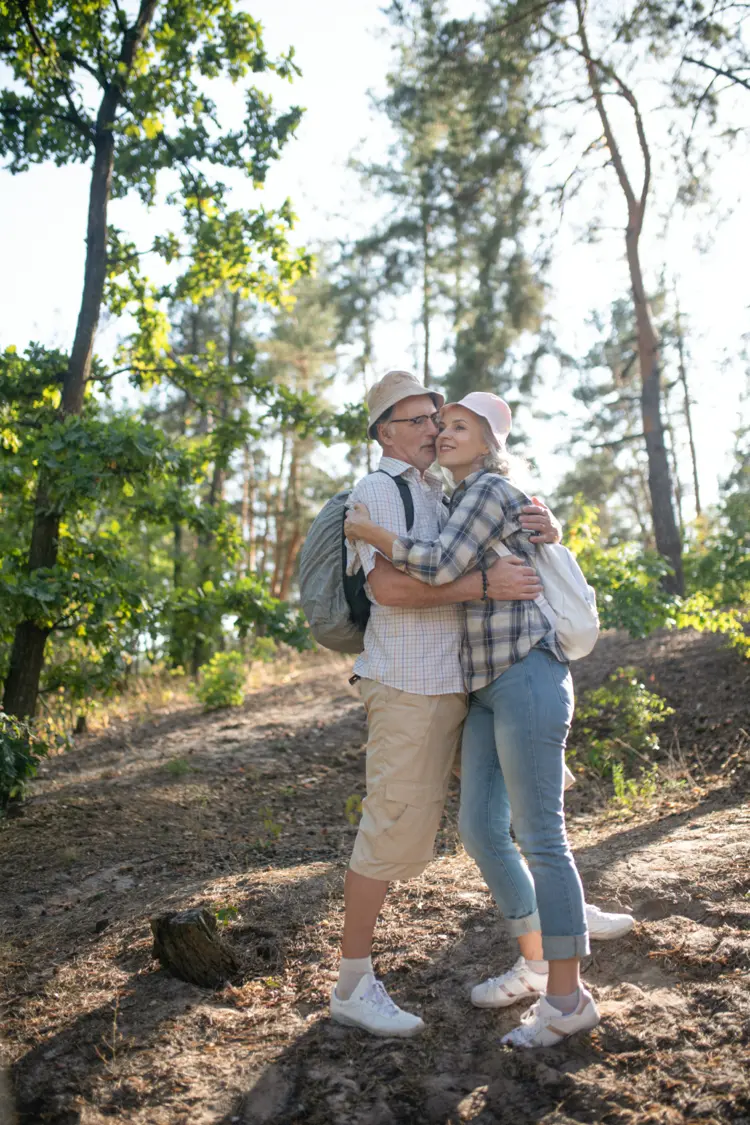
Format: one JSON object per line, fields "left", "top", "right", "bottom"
{"left": 1, "top": 631, "right": 749, "bottom": 1124}
{"left": 37, "top": 648, "right": 350, "bottom": 742}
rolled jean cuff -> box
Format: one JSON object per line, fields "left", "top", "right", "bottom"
{"left": 542, "top": 932, "right": 591, "bottom": 960}
{"left": 506, "top": 910, "right": 541, "bottom": 937}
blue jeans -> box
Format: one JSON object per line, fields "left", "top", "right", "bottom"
{"left": 459, "top": 647, "right": 589, "bottom": 960}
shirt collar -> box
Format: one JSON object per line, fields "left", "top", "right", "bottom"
{"left": 377, "top": 455, "right": 444, "bottom": 491}
{"left": 450, "top": 468, "right": 486, "bottom": 504}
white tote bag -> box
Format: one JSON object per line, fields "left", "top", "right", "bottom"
{"left": 493, "top": 541, "right": 599, "bottom": 661}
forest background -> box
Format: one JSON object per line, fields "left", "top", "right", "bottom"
{"left": 0, "top": 0, "right": 749, "bottom": 805}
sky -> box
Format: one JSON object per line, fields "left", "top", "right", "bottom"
{"left": 0, "top": 0, "right": 747, "bottom": 512}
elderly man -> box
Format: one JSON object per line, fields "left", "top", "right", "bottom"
{"left": 330, "top": 371, "right": 631, "bottom": 1038}
{"left": 329, "top": 371, "right": 551, "bottom": 1034}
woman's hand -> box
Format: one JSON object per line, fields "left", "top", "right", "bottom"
{"left": 344, "top": 501, "right": 373, "bottom": 543}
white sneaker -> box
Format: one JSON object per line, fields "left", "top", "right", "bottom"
{"left": 586, "top": 903, "right": 635, "bottom": 941}
{"left": 471, "top": 956, "right": 549, "bottom": 1009}
{"left": 330, "top": 974, "right": 425, "bottom": 1038}
{"left": 501, "top": 987, "right": 600, "bottom": 1048}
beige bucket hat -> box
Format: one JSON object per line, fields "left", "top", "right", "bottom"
{"left": 366, "top": 370, "right": 445, "bottom": 439}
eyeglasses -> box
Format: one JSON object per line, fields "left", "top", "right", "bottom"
{"left": 387, "top": 412, "right": 441, "bottom": 430}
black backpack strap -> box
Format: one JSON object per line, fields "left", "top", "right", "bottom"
{"left": 377, "top": 468, "right": 414, "bottom": 532}
{"left": 341, "top": 487, "right": 371, "bottom": 629}
{"left": 343, "top": 472, "right": 414, "bottom": 630}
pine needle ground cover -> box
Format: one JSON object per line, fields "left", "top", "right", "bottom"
{"left": 1, "top": 632, "right": 748, "bottom": 1125}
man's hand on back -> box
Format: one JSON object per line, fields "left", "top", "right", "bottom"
{"left": 485, "top": 556, "right": 542, "bottom": 601}
{"left": 520, "top": 497, "right": 563, "bottom": 544}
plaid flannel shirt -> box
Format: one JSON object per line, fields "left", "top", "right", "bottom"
{"left": 391, "top": 469, "right": 564, "bottom": 692}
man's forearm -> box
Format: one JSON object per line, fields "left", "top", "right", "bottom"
{"left": 368, "top": 557, "right": 481, "bottom": 607}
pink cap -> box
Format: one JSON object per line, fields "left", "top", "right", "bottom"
{"left": 442, "top": 392, "right": 512, "bottom": 448}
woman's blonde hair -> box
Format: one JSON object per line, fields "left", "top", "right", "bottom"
{"left": 480, "top": 418, "right": 511, "bottom": 475}
{"left": 478, "top": 418, "right": 531, "bottom": 484}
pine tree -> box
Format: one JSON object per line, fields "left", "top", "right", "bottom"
{"left": 556, "top": 299, "right": 654, "bottom": 544}
{"left": 354, "top": 0, "right": 545, "bottom": 398}
{"left": 255, "top": 275, "right": 341, "bottom": 599}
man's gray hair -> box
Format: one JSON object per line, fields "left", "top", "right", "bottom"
{"left": 373, "top": 405, "right": 394, "bottom": 447}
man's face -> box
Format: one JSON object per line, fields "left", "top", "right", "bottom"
{"left": 377, "top": 394, "right": 440, "bottom": 473}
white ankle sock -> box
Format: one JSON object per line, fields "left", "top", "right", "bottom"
{"left": 336, "top": 955, "right": 373, "bottom": 1000}
{"left": 546, "top": 987, "right": 580, "bottom": 1015}
{"left": 526, "top": 958, "right": 549, "bottom": 975}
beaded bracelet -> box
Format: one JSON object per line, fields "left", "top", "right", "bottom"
{"left": 481, "top": 567, "right": 488, "bottom": 601}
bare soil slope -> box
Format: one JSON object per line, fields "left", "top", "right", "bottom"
{"left": 1, "top": 630, "right": 749, "bottom": 1125}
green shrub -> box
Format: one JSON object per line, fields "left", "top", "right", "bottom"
{"left": 566, "top": 505, "right": 675, "bottom": 637}
{"left": 194, "top": 651, "right": 246, "bottom": 711}
{"left": 684, "top": 491, "right": 750, "bottom": 609}
{"left": 0, "top": 713, "right": 51, "bottom": 809}
{"left": 570, "top": 666, "right": 674, "bottom": 778}
{"left": 567, "top": 501, "right": 750, "bottom": 658}
{"left": 215, "top": 905, "right": 239, "bottom": 926}
{"left": 673, "top": 592, "right": 750, "bottom": 660}
{"left": 611, "top": 761, "right": 659, "bottom": 807}
{"left": 250, "top": 636, "right": 277, "bottom": 663}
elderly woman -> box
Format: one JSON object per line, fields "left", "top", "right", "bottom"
{"left": 344, "top": 392, "right": 600, "bottom": 1049}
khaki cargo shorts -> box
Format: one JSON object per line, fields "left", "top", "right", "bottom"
{"left": 349, "top": 679, "right": 468, "bottom": 882}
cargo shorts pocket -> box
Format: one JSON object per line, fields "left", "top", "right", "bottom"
{"left": 374, "top": 781, "right": 445, "bottom": 866}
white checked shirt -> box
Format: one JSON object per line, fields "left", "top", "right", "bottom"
{"left": 346, "top": 456, "right": 465, "bottom": 695}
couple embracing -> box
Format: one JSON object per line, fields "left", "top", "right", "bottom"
{"left": 329, "top": 370, "right": 631, "bottom": 1050}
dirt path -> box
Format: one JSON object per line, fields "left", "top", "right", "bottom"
{"left": 1, "top": 635, "right": 749, "bottom": 1124}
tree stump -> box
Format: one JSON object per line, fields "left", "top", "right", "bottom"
{"left": 150, "top": 907, "right": 238, "bottom": 988}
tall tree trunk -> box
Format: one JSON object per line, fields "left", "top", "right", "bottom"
{"left": 361, "top": 361, "right": 373, "bottom": 474}
{"left": 452, "top": 207, "right": 465, "bottom": 335}
{"left": 576, "top": 2, "right": 684, "bottom": 593}
{"left": 1, "top": 494, "right": 55, "bottom": 718}
{"left": 192, "top": 291, "right": 241, "bottom": 673}
{"left": 241, "top": 442, "right": 256, "bottom": 574}
{"left": 270, "top": 431, "right": 290, "bottom": 596}
{"left": 206, "top": 289, "right": 241, "bottom": 516}
{"left": 168, "top": 518, "right": 185, "bottom": 669}
{"left": 624, "top": 475, "right": 654, "bottom": 549}
{"left": 2, "top": 1, "right": 158, "bottom": 718}
{"left": 277, "top": 435, "right": 303, "bottom": 601}
{"left": 168, "top": 394, "right": 189, "bottom": 668}
{"left": 664, "top": 386, "right": 685, "bottom": 539}
{"left": 191, "top": 402, "right": 214, "bottom": 675}
{"left": 627, "top": 233, "right": 684, "bottom": 591}
{"left": 255, "top": 492, "right": 270, "bottom": 580}
{"left": 278, "top": 529, "right": 304, "bottom": 602}
{"left": 420, "top": 188, "right": 432, "bottom": 387}
{"left": 359, "top": 309, "right": 374, "bottom": 474}
{"left": 675, "top": 300, "right": 701, "bottom": 518}
{"left": 206, "top": 289, "right": 240, "bottom": 511}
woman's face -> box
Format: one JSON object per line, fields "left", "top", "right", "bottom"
{"left": 436, "top": 406, "right": 488, "bottom": 472}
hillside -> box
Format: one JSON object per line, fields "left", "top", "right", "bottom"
{"left": 1, "top": 629, "right": 749, "bottom": 1125}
